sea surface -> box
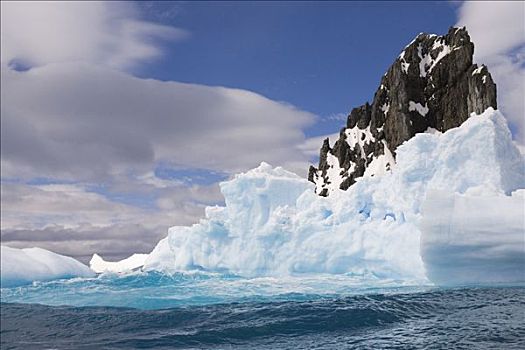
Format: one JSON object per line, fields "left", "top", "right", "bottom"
{"left": 1, "top": 272, "right": 524, "bottom": 349}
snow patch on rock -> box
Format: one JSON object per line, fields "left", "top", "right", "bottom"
{"left": 380, "top": 103, "right": 390, "bottom": 116}
{"left": 472, "top": 66, "right": 484, "bottom": 75}
{"left": 409, "top": 101, "right": 429, "bottom": 116}
{"left": 418, "top": 40, "right": 452, "bottom": 78}
{"left": 363, "top": 141, "right": 395, "bottom": 178}
{"left": 345, "top": 125, "right": 375, "bottom": 157}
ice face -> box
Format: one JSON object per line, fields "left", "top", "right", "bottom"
{"left": 0, "top": 246, "right": 94, "bottom": 287}
{"left": 420, "top": 189, "right": 525, "bottom": 285}
{"left": 145, "top": 108, "right": 524, "bottom": 285}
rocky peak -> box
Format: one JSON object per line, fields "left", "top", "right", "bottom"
{"left": 309, "top": 27, "right": 497, "bottom": 196}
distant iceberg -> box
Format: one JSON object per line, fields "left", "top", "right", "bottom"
{"left": 143, "top": 108, "right": 524, "bottom": 285}
{"left": 0, "top": 246, "right": 94, "bottom": 287}
{"left": 90, "top": 253, "right": 148, "bottom": 273}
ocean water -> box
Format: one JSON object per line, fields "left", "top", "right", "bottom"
{"left": 1, "top": 273, "right": 524, "bottom": 349}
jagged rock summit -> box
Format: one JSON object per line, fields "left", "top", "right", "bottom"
{"left": 308, "top": 27, "right": 497, "bottom": 196}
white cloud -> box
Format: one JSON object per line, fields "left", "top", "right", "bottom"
{"left": 297, "top": 132, "right": 340, "bottom": 159}
{"left": 322, "top": 112, "right": 347, "bottom": 122}
{"left": 0, "top": 1, "right": 188, "bottom": 70}
{"left": 0, "top": 181, "right": 223, "bottom": 261}
{"left": 456, "top": 1, "right": 525, "bottom": 144}
{"left": 0, "top": 1, "right": 319, "bottom": 183}
{"left": 0, "top": 1, "right": 323, "bottom": 260}
{"left": 0, "top": 63, "right": 316, "bottom": 181}
{"left": 456, "top": 1, "right": 524, "bottom": 59}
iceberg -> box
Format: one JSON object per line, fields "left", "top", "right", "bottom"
{"left": 144, "top": 109, "right": 524, "bottom": 284}
{"left": 0, "top": 246, "right": 95, "bottom": 287}
{"left": 90, "top": 253, "right": 148, "bottom": 273}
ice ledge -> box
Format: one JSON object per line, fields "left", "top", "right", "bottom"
{"left": 90, "top": 253, "right": 148, "bottom": 274}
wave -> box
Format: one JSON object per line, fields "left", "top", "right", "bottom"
{"left": 2, "top": 287, "right": 524, "bottom": 349}
{"left": 1, "top": 271, "right": 427, "bottom": 309}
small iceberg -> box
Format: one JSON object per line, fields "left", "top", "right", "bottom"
{"left": 90, "top": 253, "right": 148, "bottom": 273}
{"left": 0, "top": 246, "right": 94, "bottom": 287}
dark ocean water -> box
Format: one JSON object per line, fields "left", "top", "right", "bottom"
{"left": 1, "top": 287, "right": 524, "bottom": 349}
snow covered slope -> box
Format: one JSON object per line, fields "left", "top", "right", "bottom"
{"left": 1, "top": 246, "right": 95, "bottom": 287}
{"left": 144, "top": 108, "right": 524, "bottom": 284}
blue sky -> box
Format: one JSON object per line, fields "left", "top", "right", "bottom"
{"left": 1, "top": 1, "right": 523, "bottom": 260}
{"left": 136, "top": 1, "right": 458, "bottom": 136}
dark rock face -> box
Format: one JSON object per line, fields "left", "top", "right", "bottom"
{"left": 309, "top": 27, "right": 497, "bottom": 196}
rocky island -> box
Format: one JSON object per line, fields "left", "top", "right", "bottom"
{"left": 309, "top": 27, "right": 497, "bottom": 196}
